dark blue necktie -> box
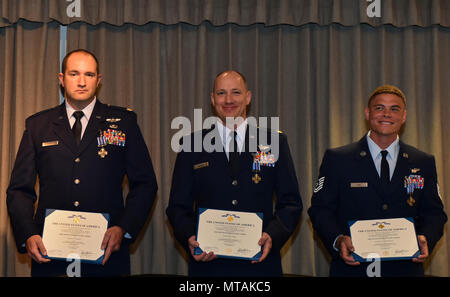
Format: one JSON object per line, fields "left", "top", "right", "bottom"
{"left": 72, "top": 111, "right": 84, "bottom": 146}
{"left": 228, "top": 131, "right": 239, "bottom": 177}
{"left": 380, "top": 150, "right": 390, "bottom": 189}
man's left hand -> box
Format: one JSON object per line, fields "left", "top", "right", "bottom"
{"left": 101, "top": 226, "right": 125, "bottom": 265}
{"left": 412, "top": 235, "right": 429, "bottom": 263}
{"left": 252, "top": 232, "right": 272, "bottom": 264}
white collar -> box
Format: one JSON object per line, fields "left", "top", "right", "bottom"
{"left": 216, "top": 118, "right": 248, "bottom": 148}
{"left": 366, "top": 130, "right": 400, "bottom": 160}
{"left": 65, "top": 97, "right": 97, "bottom": 121}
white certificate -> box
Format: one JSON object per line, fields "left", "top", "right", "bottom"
{"left": 42, "top": 209, "right": 109, "bottom": 264}
{"left": 349, "top": 217, "right": 420, "bottom": 262}
{"left": 195, "top": 208, "right": 263, "bottom": 260}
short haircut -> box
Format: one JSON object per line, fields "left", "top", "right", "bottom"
{"left": 213, "top": 70, "right": 248, "bottom": 92}
{"left": 61, "top": 49, "right": 100, "bottom": 74}
{"left": 368, "top": 85, "right": 406, "bottom": 107}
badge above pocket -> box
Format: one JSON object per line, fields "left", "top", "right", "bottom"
{"left": 193, "top": 162, "right": 209, "bottom": 170}
{"left": 350, "top": 182, "right": 368, "bottom": 188}
{"left": 42, "top": 140, "right": 59, "bottom": 147}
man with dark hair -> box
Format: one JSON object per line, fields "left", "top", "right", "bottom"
{"left": 166, "top": 70, "right": 302, "bottom": 276}
{"left": 61, "top": 49, "right": 100, "bottom": 74}
{"left": 7, "top": 49, "right": 158, "bottom": 276}
{"left": 308, "top": 85, "right": 447, "bottom": 277}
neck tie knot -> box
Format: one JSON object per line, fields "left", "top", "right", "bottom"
{"left": 73, "top": 110, "right": 84, "bottom": 120}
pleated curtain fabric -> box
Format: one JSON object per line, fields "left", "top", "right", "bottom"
{"left": 0, "top": 20, "right": 60, "bottom": 276}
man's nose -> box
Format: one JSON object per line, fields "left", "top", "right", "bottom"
{"left": 382, "top": 109, "right": 392, "bottom": 117}
{"left": 78, "top": 75, "right": 86, "bottom": 87}
{"left": 225, "top": 93, "right": 233, "bottom": 103}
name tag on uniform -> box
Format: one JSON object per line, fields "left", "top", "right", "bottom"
{"left": 42, "top": 140, "right": 59, "bottom": 147}
{"left": 350, "top": 182, "right": 368, "bottom": 188}
{"left": 193, "top": 162, "right": 209, "bottom": 170}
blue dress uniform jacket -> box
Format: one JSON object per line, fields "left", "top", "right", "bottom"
{"left": 7, "top": 100, "right": 158, "bottom": 276}
{"left": 308, "top": 136, "right": 447, "bottom": 277}
{"left": 166, "top": 125, "right": 302, "bottom": 277}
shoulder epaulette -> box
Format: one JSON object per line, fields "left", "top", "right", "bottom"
{"left": 107, "top": 104, "right": 135, "bottom": 113}
{"left": 27, "top": 105, "right": 60, "bottom": 120}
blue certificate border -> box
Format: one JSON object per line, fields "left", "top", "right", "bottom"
{"left": 42, "top": 209, "right": 110, "bottom": 265}
{"left": 194, "top": 208, "right": 263, "bottom": 261}
{"left": 348, "top": 217, "right": 420, "bottom": 262}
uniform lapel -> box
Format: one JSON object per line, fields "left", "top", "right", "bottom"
{"left": 207, "top": 125, "right": 234, "bottom": 178}
{"left": 387, "top": 141, "right": 412, "bottom": 197}
{"left": 356, "top": 136, "right": 385, "bottom": 201}
{"left": 236, "top": 125, "right": 254, "bottom": 179}
{"left": 208, "top": 123, "right": 256, "bottom": 180}
{"left": 78, "top": 100, "right": 106, "bottom": 155}
{"left": 52, "top": 103, "right": 78, "bottom": 155}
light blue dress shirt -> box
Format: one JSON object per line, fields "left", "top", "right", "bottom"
{"left": 366, "top": 131, "right": 400, "bottom": 180}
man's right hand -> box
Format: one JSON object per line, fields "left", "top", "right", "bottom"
{"left": 335, "top": 235, "right": 360, "bottom": 266}
{"left": 26, "top": 235, "right": 51, "bottom": 264}
{"left": 188, "top": 235, "right": 216, "bottom": 262}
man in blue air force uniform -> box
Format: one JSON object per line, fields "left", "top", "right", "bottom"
{"left": 308, "top": 85, "right": 447, "bottom": 277}
{"left": 7, "top": 49, "right": 158, "bottom": 276}
{"left": 166, "top": 70, "right": 302, "bottom": 276}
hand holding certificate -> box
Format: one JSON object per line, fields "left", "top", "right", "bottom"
{"left": 42, "top": 209, "right": 109, "bottom": 264}
{"left": 348, "top": 217, "right": 420, "bottom": 262}
{"left": 194, "top": 208, "right": 263, "bottom": 261}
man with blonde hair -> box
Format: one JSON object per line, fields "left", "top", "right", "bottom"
{"left": 308, "top": 85, "right": 447, "bottom": 277}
